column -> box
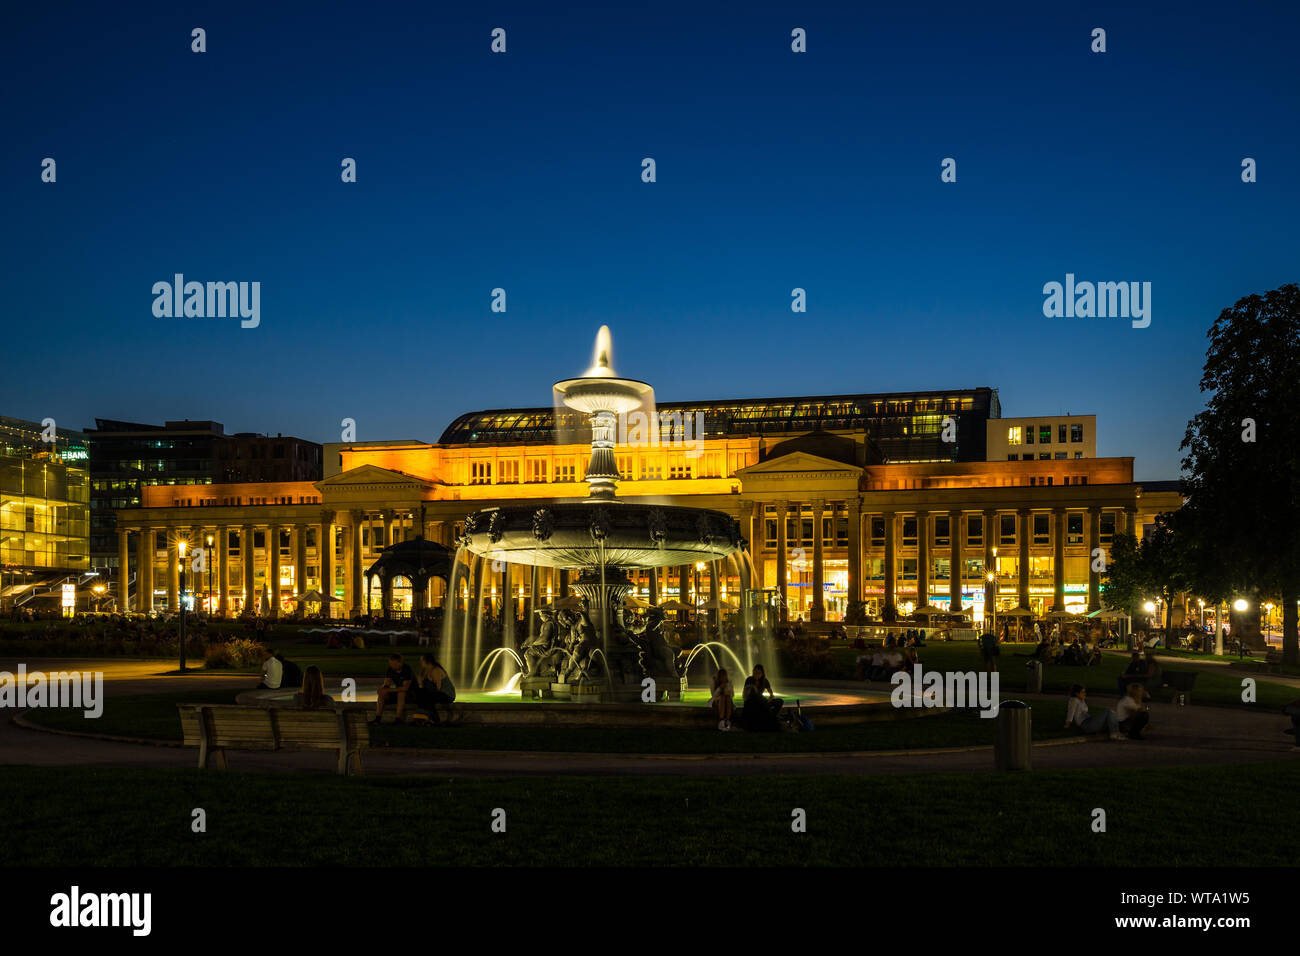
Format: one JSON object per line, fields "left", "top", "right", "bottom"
{"left": 883, "top": 510, "right": 897, "bottom": 615}
{"left": 916, "top": 510, "right": 930, "bottom": 608}
{"left": 1018, "top": 509, "right": 1031, "bottom": 609}
{"left": 268, "top": 523, "right": 281, "bottom": 619}
{"left": 382, "top": 509, "right": 395, "bottom": 550}
{"left": 983, "top": 509, "right": 997, "bottom": 615}
{"left": 117, "top": 529, "right": 130, "bottom": 611}
{"left": 1053, "top": 507, "right": 1066, "bottom": 613}
{"left": 295, "top": 524, "right": 307, "bottom": 606}
{"left": 317, "top": 513, "right": 332, "bottom": 617}
{"left": 648, "top": 567, "right": 658, "bottom": 604}
{"left": 948, "top": 509, "right": 962, "bottom": 612}
{"left": 847, "top": 498, "right": 862, "bottom": 609}
{"left": 167, "top": 529, "right": 180, "bottom": 612}
{"left": 135, "top": 527, "right": 150, "bottom": 614}
{"left": 776, "top": 501, "right": 789, "bottom": 622}
{"left": 709, "top": 559, "right": 721, "bottom": 627}
{"left": 218, "top": 525, "right": 230, "bottom": 616}
{"left": 528, "top": 565, "right": 540, "bottom": 638}
{"left": 239, "top": 525, "right": 254, "bottom": 615}
{"left": 1087, "top": 506, "right": 1101, "bottom": 612}
{"left": 811, "top": 498, "right": 825, "bottom": 622}
{"left": 1124, "top": 505, "right": 1138, "bottom": 538}
{"left": 749, "top": 501, "right": 765, "bottom": 594}
{"left": 349, "top": 510, "right": 363, "bottom": 618}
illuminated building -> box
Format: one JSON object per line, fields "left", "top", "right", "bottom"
{"left": 110, "top": 390, "right": 1180, "bottom": 621}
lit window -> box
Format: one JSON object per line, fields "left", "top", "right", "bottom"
{"left": 1007, "top": 426, "right": 1022, "bottom": 445}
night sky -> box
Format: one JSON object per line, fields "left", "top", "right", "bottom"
{"left": 4, "top": 0, "right": 1297, "bottom": 479}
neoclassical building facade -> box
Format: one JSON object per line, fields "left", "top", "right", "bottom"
{"left": 111, "top": 393, "right": 1181, "bottom": 623}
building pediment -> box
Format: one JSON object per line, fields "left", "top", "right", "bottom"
{"left": 315, "top": 464, "right": 437, "bottom": 499}
{"left": 735, "top": 450, "right": 864, "bottom": 481}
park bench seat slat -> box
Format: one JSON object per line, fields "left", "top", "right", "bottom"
{"left": 176, "top": 704, "right": 368, "bottom": 775}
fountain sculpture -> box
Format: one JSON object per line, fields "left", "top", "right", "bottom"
{"left": 450, "top": 326, "right": 758, "bottom": 702}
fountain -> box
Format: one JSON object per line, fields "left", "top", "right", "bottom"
{"left": 451, "top": 326, "right": 759, "bottom": 702}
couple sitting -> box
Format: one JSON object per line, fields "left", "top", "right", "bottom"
{"left": 1065, "top": 683, "right": 1149, "bottom": 740}
{"left": 710, "top": 664, "right": 782, "bottom": 731}
{"left": 373, "top": 653, "right": 457, "bottom": 724}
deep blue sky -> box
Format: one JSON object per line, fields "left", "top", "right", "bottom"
{"left": 4, "top": 1, "right": 1297, "bottom": 480}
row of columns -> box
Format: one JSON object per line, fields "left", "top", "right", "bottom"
{"left": 749, "top": 500, "right": 1138, "bottom": 621}
{"left": 117, "top": 510, "right": 454, "bottom": 617}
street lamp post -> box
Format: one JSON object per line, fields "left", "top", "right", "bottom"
{"left": 206, "top": 533, "right": 215, "bottom": 618}
{"left": 1233, "top": 598, "right": 1249, "bottom": 658}
{"left": 178, "top": 539, "right": 188, "bottom": 672}
{"left": 986, "top": 571, "right": 996, "bottom": 638}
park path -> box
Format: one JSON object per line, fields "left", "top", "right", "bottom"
{"left": 0, "top": 656, "right": 1296, "bottom": 777}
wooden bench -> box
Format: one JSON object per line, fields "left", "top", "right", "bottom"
{"left": 177, "top": 705, "right": 369, "bottom": 775}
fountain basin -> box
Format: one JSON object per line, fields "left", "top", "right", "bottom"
{"left": 460, "top": 501, "right": 743, "bottom": 569}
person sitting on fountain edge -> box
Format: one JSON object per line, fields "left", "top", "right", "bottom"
{"left": 374, "top": 653, "right": 415, "bottom": 724}
{"left": 741, "top": 664, "right": 783, "bottom": 731}
{"left": 710, "top": 667, "right": 735, "bottom": 730}
{"left": 412, "top": 654, "right": 456, "bottom": 724}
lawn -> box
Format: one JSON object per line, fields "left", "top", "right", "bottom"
{"left": 1, "top": 761, "right": 1297, "bottom": 866}
{"left": 21, "top": 687, "right": 1075, "bottom": 752}
{"left": 829, "top": 643, "right": 1297, "bottom": 708}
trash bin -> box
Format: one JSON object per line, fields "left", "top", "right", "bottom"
{"left": 995, "top": 700, "right": 1032, "bottom": 771}
{"left": 1025, "top": 660, "right": 1043, "bottom": 694}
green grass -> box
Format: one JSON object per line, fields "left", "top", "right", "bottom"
{"left": 831, "top": 643, "right": 1299, "bottom": 708}
{"left": 24, "top": 687, "right": 244, "bottom": 739}
{"left": 2, "top": 762, "right": 1298, "bottom": 866}
{"left": 22, "top": 686, "right": 1075, "bottom": 751}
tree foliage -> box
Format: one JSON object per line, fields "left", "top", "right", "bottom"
{"left": 1178, "top": 283, "right": 1300, "bottom": 664}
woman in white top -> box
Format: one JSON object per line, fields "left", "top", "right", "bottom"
{"left": 1064, "top": 684, "right": 1123, "bottom": 740}
{"left": 710, "top": 667, "right": 735, "bottom": 730}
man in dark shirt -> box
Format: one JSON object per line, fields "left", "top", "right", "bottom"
{"left": 375, "top": 653, "right": 415, "bottom": 723}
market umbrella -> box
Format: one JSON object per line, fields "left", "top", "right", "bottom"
{"left": 659, "top": 599, "right": 695, "bottom": 611}
{"left": 623, "top": 593, "right": 652, "bottom": 609}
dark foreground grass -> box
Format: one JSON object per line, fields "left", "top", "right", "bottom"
{"left": 1, "top": 762, "right": 1297, "bottom": 866}
{"left": 24, "top": 688, "right": 1073, "bottom": 752}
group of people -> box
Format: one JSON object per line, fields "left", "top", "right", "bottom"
{"left": 254, "top": 646, "right": 458, "bottom": 725}
{"left": 708, "top": 664, "right": 783, "bottom": 731}
{"left": 853, "top": 642, "right": 920, "bottom": 682}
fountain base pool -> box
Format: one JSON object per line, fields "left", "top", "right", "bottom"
{"left": 237, "top": 681, "right": 907, "bottom": 730}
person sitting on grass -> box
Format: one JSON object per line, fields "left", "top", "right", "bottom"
{"left": 256, "top": 646, "right": 282, "bottom": 689}
{"left": 1064, "top": 684, "right": 1124, "bottom": 740}
{"left": 1115, "top": 682, "right": 1150, "bottom": 739}
{"left": 741, "top": 664, "right": 782, "bottom": 731}
{"left": 374, "top": 653, "right": 415, "bottom": 724}
{"left": 710, "top": 666, "right": 735, "bottom": 730}
{"left": 293, "top": 665, "right": 334, "bottom": 710}
{"left": 412, "top": 654, "right": 456, "bottom": 724}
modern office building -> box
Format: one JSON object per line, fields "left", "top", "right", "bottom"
{"left": 84, "top": 419, "right": 322, "bottom": 573}
{"left": 988, "top": 415, "right": 1097, "bottom": 462}
{"left": 110, "top": 388, "right": 1180, "bottom": 621}
{"left": 0, "top": 417, "right": 92, "bottom": 610}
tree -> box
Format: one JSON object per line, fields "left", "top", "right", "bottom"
{"left": 1101, "top": 532, "right": 1146, "bottom": 619}
{"left": 1179, "top": 283, "right": 1300, "bottom": 665}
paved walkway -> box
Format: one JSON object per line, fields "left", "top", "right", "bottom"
{"left": 1, "top": 657, "right": 1296, "bottom": 777}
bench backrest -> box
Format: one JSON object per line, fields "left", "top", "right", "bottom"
{"left": 177, "top": 705, "right": 370, "bottom": 751}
